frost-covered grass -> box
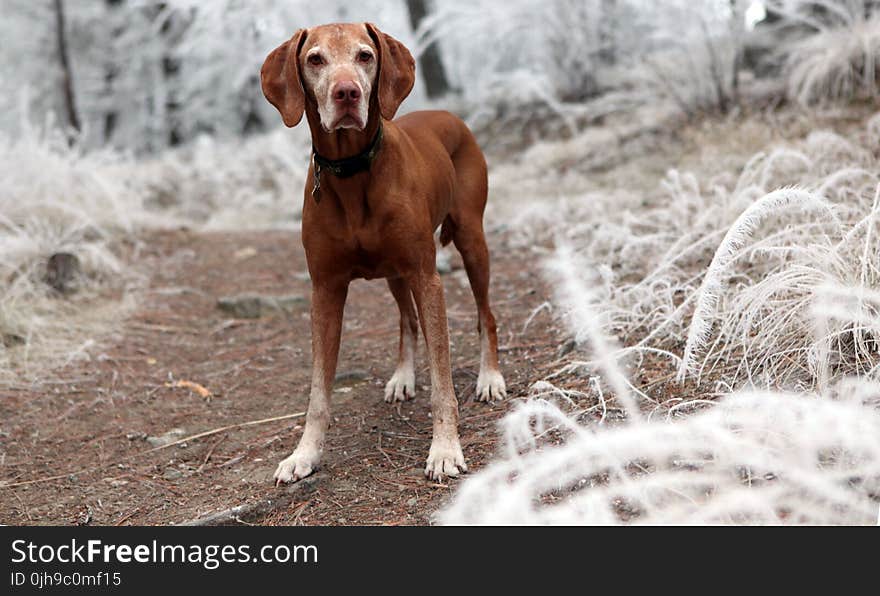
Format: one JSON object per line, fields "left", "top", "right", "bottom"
{"left": 505, "top": 112, "right": 880, "bottom": 391}
{"left": 440, "top": 382, "right": 880, "bottom": 524}
{"left": 0, "top": 120, "right": 309, "bottom": 379}
{"left": 0, "top": 123, "right": 141, "bottom": 379}
{"left": 771, "top": 0, "right": 880, "bottom": 106}
{"left": 442, "top": 106, "right": 880, "bottom": 525}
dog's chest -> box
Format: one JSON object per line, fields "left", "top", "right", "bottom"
{"left": 348, "top": 233, "right": 397, "bottom": 280}
{"left": 303, "top": 187, "right": 410, "bottom": 280}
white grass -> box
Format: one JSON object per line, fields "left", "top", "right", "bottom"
{"left": 0, "top": 123, "right": 142, "bottom": 379}
{"left": 544, "top": 243, "right": 640, "bottom": 419}
{"left": 530, "top": 116, "right": 880, "bottom": 391}
{"left": 439, "top": 385, "right": 880, "bottom": 524}
{"left": 772, "top": 1, "right": 880, "bottom": 106}
{"left": 442, "top": 107, "right": 880, "bottom": 525}
{"left": 678, "top": 187, "right": 839, "bottom": 381}
{"left": 131, "top": 127, "right": 310, "bottom": 230}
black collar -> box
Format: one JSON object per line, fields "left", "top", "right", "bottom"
{"left": 312, "top": 123, "right": 383, "bottom": 179}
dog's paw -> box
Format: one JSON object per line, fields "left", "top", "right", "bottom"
{"left": 425, "top": 439, "right": 467, "bottom": 481}
{"left": 273, "top": 448, "right": 320, "bottom": 485}
{"left": 476, "top": 368, "right": 507, "bottom": 402}
{"left": 384, "top": 367, "right": 415, "bottom": 403}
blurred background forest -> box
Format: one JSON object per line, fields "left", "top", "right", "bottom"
{"left": 6, "top": 0, "right": 879, "bottom": 153}
{"left": 4, "top": 1, "right": 880, "bottom": 525}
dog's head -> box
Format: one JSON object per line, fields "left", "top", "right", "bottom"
{"left": 261, "top": 23, "right": 415, "bottom": 131}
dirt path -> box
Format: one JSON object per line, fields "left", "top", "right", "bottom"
{"left": 0, "top": 227, "right": 562, "bottom": 525}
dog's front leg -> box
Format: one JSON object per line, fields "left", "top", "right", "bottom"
{"left": 409, "top": 269, "right": 467, "bottom": 480}
{"left": 274, "top": 279, "right": 348, "bottom": 485}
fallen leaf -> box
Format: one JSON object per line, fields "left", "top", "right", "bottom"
{"left": 165, "top": 380, "right": 213, "bottom": 401}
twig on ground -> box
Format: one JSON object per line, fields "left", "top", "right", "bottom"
{"left": 197, "top": 435, "right": 226, "bottom": 473}
{"left": 377, "top": 435, "right": 397, "bottom": 468}
{"left": 292, "top": 499, "right": 312, "bottom": 525}
{"left": 114, "top": 508, "right": 140, "bottom": 526}
{"left": 178, "top": 474, "right": 322, "bottom": 526}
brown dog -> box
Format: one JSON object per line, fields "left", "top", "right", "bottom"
{"left": 261, "top": 23, "right": 505, "bottom": 483}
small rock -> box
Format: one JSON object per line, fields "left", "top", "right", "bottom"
{"left": 273, "top": 295, "right": 307, "bottom": 311}
{"left": 217, "top": 294, "right": 306, "bottom": 319}
{"left": 217, "top": 295, "right": 263, "bottom": 319}
{"left": 163, "top": 468, "right": 183, "bottom": 481}
{"left": 45, "top": 252, "right": 81, "bottom": 294}
{"left": 335, "top": 369, "right": 369, "bottom": 385}
{"left": 557, "top": 338, "right": 577, "bottom": 359}
{"left": 146, "top": 428, "right": 187, "bottom": 448}
{"left": 1, "top": 333, "right": 24, "bottom": 348}
{"left": 406, "top": 497, "right": 418, "bottom": 507}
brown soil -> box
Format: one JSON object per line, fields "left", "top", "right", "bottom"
{"left": 0, "top": 227, "right": 565, "bottom": 525}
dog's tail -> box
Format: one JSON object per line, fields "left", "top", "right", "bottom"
{"left": 439, "top": 215, "right": 455, "bottom": 247}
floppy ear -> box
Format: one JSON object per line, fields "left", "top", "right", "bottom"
{"left": 365, "top": 23, "right": 416, "bottom": 120}
{"left": 260, "top": 29, "right": 307, "bottom": 127}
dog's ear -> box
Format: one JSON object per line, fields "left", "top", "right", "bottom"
{"left": 261, "top": 29, "right": 308, "bottom": 127}
{"left": 365, "top": 23, "right": 415, "bottom": 120}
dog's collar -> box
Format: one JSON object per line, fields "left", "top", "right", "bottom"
{"left": 310, "top": 124, "right": 383, "bottom": 202}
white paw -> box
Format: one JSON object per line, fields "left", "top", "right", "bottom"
{"left": 384, "top": 366, "right": 415, "bottom": 403}
{"left": 273, "top": 447, "right": 320, "bottom": 485}
{"left": 476, "top": 368, "right": 507, "bottom": 402}
{"left": 425, "top": 438, "right": 467, "bottom": 481}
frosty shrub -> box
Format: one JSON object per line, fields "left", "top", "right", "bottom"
{"left": 535, "top": 119, "right": 880, "bottom": 391}
{"left": 131, "top": 126, "right": 311, "bottom": 230}
{"left": 770, "top": 0, "right": 880, "bottom": 106}
{"left": 634, "top": 0, "right": 747, "bottom": 117}
{"left": 0, "top": 121, "right": 141, "bottom": 378}
{"left": 423, "top": 0, "right": 749, "bottom": 136}
{"left": 0, "top": 119, "right": 310, "bottom": 378}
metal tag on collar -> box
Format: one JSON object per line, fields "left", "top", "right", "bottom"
{"left": 312, "top": 159, "right": 322, "bottom": 203}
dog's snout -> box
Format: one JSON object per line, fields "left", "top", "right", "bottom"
{"left": 332, "top": 81, "right": 361, "bottom": 105}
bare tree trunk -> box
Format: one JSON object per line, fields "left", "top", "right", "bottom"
{"left": 405, "top": 0, "right": 451, "bottom": 98}
{"left": 53, "top": 0, "right": 81, "bottom": 137}
{"left": 729, "top": 0, "right": 741, "bottom": 107}
{"left": 102, "top": 0, "right": 125, "bottom": 144}
{"left": 599, "top": 0, "right": 617, "bottom": 65}
{"left": 700, "top": 18, "right": 728, "bottom": 113}
{"left": 156, "top": 2, "right": 185, "bottom": 146}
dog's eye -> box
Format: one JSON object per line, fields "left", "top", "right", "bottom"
{"left": 357, "top": 51, "right": 373, "bottom": 63}
{"left": 307, "top": 54, "right": 324, "bottom": 66}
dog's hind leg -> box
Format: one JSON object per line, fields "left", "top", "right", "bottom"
{"left": 449, "top": 140, "right": 506, "bottom": 402}
{"left": 274, "top": 278, "right": 348, "bottom": 484}
{"left": 384, "top": 277, "right": 418, "bottom": 403}
{"left": 452, "top": 221, "right": 507, "bottom": 402}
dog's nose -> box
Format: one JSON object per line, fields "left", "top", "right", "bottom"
{"left": 332, "top": 81, "right": 361, "bottom": 105}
